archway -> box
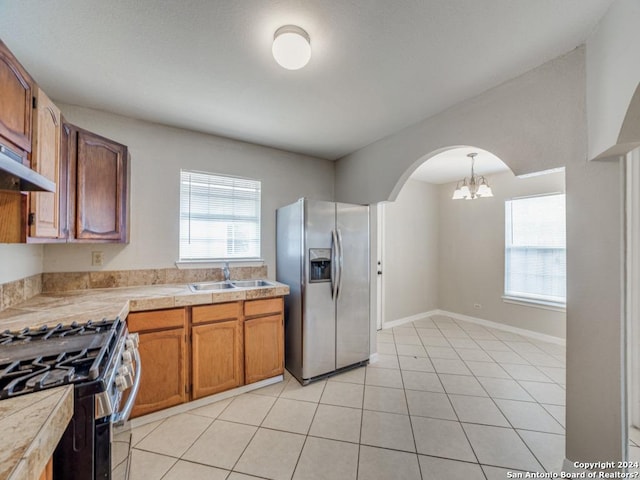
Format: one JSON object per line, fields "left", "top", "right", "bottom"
{"left": 375, "top": 144, "right": 567, "bottom": 337}
{"left": 376, "top": 146, "right": 516, "bottom": 331}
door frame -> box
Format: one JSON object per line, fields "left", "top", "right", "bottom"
{"left": 376, "top": 203, "right": 385, "bottom": 330}
{"left": 368, "top": 202, "right": 385, "bottom": 360}
{"left": 628, "top": 149, "right": 640, "bottom": 433}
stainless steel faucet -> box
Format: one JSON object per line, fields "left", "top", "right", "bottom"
{"left": 223, "top": 262, "right": 231, "bottom": 282}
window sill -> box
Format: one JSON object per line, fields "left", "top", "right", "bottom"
{"left": 502, "top": 295, "right": 566, "bottom": 313}
{"left": 175, "top": 259, "right": 265, "bottom": 269}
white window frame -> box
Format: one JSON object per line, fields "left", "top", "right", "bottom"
{"left": 178, "top": 170, "right": 262, "bottom": 262}
{"left": 503, "top": 193, "right": 566, "bottom": 310}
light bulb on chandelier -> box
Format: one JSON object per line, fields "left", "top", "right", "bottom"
{"left": 452, "top": 153, "right": 494, "bottom": 200}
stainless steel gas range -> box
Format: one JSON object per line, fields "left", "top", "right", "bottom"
{"left": 0, "top": 317, "right": 141, "bottom": 480}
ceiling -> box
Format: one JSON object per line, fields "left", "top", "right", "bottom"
{"left": 0, "top": 0, "right": 613, "bottom": 161}
{"left": 410, "top": 147, "right": 510, "bottom": 184}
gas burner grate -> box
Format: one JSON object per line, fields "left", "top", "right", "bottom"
{"left": 0, "top": 318, "right": 122, "bottom": 398}
{"left": 0, "top": 319, "right": 116, "bottom": 345}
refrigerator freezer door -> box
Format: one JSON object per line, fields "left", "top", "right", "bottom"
{"left": 335, "top": 203, "right": 370, "bottom": 369}
{"left": 302, "top": 200, "right": 337, "bottom": 380}
{"left": 277, "top": 200, "right": 304, "bottom": 382}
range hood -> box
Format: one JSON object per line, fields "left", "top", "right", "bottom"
{"left": 0, "top": 143, "right": 55, "bottom": 192}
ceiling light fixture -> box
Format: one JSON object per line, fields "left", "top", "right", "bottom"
{"left": 272, "top": 25, "right": 311, "bottom": 70}
{"left": 452, "top": 153, "right": 494, "bottom": 200}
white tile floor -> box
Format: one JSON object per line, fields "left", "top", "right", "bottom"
{"left": 129, "top": 314, "right": 569, "bottom": 479}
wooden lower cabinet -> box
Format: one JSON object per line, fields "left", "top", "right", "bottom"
{"left": 244, "top": 314, "right": 284, "bottom": 384}
{"left": 128, "top": 308, "right": 187, "bottom": 418}
{"left": 128, "top": 297, "right": 284, "bottom": 417}
{"left": 192, "top": 319, "right": 243, "bottom": 399}
{"left": 39, "top": 456, "right": 53, "bottom": 480}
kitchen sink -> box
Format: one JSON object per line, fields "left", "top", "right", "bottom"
{"left": 231, "top": 279, "right": 274, "bottom": 288}
{"left": 189, "top": 281, "right": 236, "bottom": 292}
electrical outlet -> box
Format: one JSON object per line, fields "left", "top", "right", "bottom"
{"left": 92, "top": 251, "right": 104, "bottom": 266}
{"left": 474, "top": 303, "right": 482, "bottom": 309}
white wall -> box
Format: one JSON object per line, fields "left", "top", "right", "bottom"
{"left": 586, "top": 0, "right": 640, "bottom": 159}
{"left": 438, "top": 170, "right": 566, "bottom": 338}
{"left": 382, "top": 180, "right": 439, "bottom": 323}
{"left": 335, "top": 48, "right": 585, "bottom": 205}
{"left": 43, "top": 105, "right": 335, "bottom": 278}
{"left": 0, "top": 245, "right": 43, "bottom": 283}
{"left": 335, "top": 46, "right": 626, "bottom": 464}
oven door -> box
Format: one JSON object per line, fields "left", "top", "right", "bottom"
{"left": 110, "top": 347, "right": 142, "bottom": 480}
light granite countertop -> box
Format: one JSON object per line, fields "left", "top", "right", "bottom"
{"left": 0, "top": 281, "right": 290, "bottom": 332}
{"left": 0, "top": 281, "right": 289, "bottom": 480}
{"left": 0, "top": 386, "right": 73, "bottom": 480}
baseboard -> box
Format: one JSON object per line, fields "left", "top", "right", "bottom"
{"left": 130, "top": 374, "right": 284, "bottom": 428}
{"left": 382, "top": 310, "right": 439, "bottom": 329}
{"left": 369, "top": 352, "right": 380, "bottom": 364}
{"left": 435, "top": 309, "right": 566, "bottom": 346}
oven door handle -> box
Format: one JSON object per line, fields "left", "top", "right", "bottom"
{"left": 113, "top": 348, "right": 142, "bottom": 427}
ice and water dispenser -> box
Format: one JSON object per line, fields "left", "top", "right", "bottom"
{"left": 309, "top": 248, "right": 331, "bottom": 283}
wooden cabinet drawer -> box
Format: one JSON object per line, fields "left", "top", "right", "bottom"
{"left": 193, "top": 302, "right": 241, "bottom": 325}
{"left": 127, "top": 308, "right": 186, "bottom": 332}
{"left": 244, "top": 297, "right": 283, "bottom": 318}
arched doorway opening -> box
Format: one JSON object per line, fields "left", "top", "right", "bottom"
{"left": 375, "top": 144, "right": 568, "bottom": 340}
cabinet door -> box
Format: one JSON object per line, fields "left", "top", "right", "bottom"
{"left": 0, "top": 40, "right": 34, "bottom": 153}
{"left": 192, "top": 320, "right": 243, "bottom": 399}
{"left": 29, "top": 88, "right": 61, "bottom": 238}
{"left": 38, "top": 457, "right": 53, "bottom": 480}
{"left": 244, "top": 314, "right": 284, "bottom": 384}
{"left": 0, "top": 192, "right": 26, "bottom": 243}
{"left": 72, "top": 128, "right": 128, "bottom": 242}
{"left": 131, "top": 328, "right": 187, "bottom": 418}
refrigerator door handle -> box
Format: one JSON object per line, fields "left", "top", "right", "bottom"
{"left": 331, "top": 229, "right": 339, "bottom": 299}
{"left": 336, "top": 228, "right": 344, "bottom": 300}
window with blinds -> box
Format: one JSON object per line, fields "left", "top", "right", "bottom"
{"left": 179, "top": 170, "right": 261, "bottom": 261}
{"left": 504, "top": 193, "right": 566, "bottom": 306}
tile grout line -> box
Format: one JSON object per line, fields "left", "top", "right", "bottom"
{"left": 429, "top": 317, "right": 487, "bottom": 479}
{"left": 224, "top": 382, "right": 287, "bottom": 477}
{"left": 132, "top": 313, "right": 566, "bottom": 479}
{"left": 446, "top": 315, "right": 562, "bottom": 473}
{"left": 288, "top": 379, "right": 325, "bottom": 480}
{"left": 400, "top": 314, "right": 565, "bottom": 473}
{"left": 356, "top": 363, "right": 368, "bottom": 480}
{"left": 395, "top": 322, "right": 425, "bottom": 480}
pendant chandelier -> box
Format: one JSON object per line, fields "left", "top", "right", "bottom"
{"left": 452, "top": 152, "right": 494, "bottom": 200}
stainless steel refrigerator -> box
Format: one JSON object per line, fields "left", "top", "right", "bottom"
{"left": 276, "top": 198, "right": 370, "bottom": 384}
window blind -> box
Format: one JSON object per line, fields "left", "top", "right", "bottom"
{"left": 179, "top": 170, "right": 261, "bottom": 261}
{"left": 505, "top": 194, "right": 566, "bottom": 304}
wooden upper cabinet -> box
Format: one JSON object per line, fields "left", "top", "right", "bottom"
{"left": 67, "top": 126, "right": 129, "bottom": 243}
{"left": 0, "top": 191, "right": 26, "bottom": 243}
{"left": 0, "top": 39, "right": 34, "bottom": 154}
{"left": 29, "top": 88, "right": 62, "bottom": 239}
